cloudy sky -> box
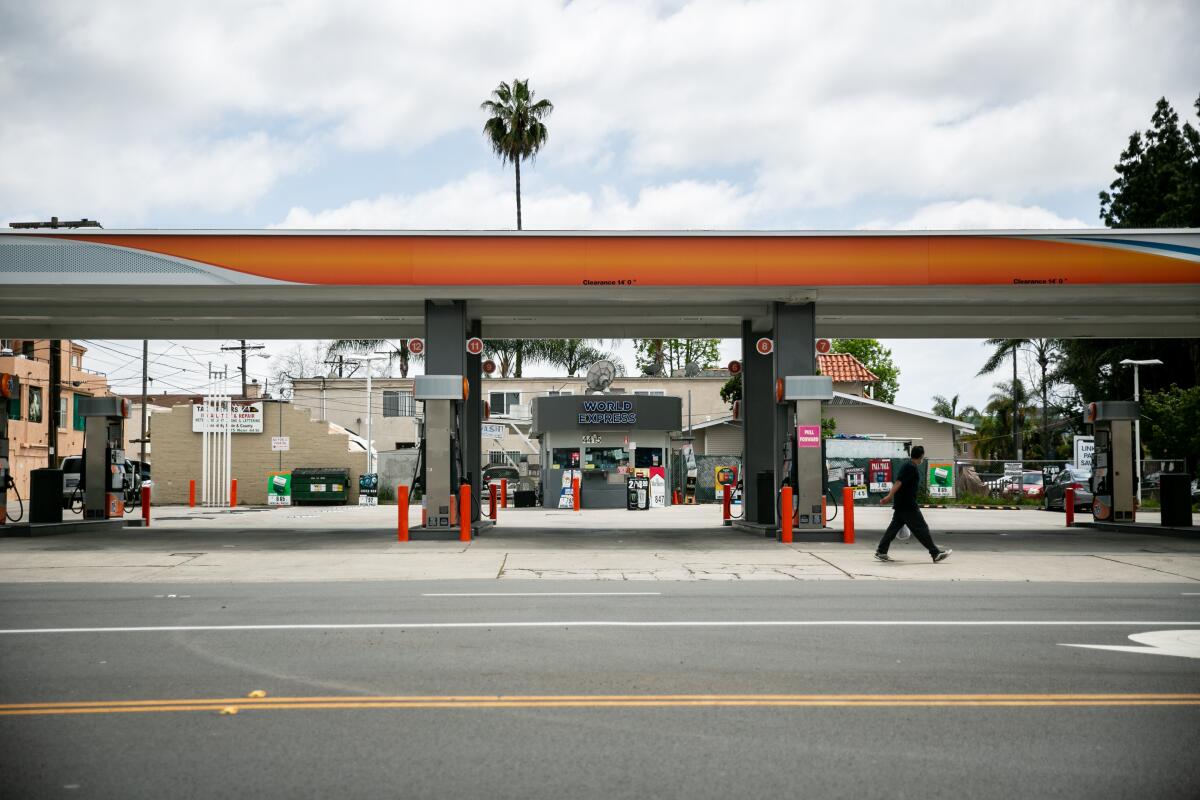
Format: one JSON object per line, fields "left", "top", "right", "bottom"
{"left": 3, "top": 1, "right": 1196, "bottom": 411}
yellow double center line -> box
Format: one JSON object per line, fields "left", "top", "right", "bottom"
{"left": 2, "top": 694, "right": 1199, "bottom": 717}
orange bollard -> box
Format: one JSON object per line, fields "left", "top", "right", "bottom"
{"left": 500, "top": 478, "right": 508, "bottom": 509}
{"left": 1065, "top": 487, "right": 1075, "bottom": 527}
{"left": 230, "top": 478, "right": 237, "bottom": 507}
{"left": 141, "top": 485, "right": 151, "bottom": 528}
{"left": 780, "top": 486, "right": 793, "bottom": 543}
{"left": 459, "top": 484, "right": 471, "bottom": 542}
{"left": 188, "top": 479, "right": 196, "bottom": 508}
{"left": 722, "top": 483, "right": 732, "bottom": 526}
{"left": 397, "top": 485, "right": 409, "bottom": 542}
{"left": 489, "top": 483, "right": 497, "bottom": 520}
{"left": 572, "top": 477, "right": 581, "bottom": 511}
{"left": 842, "top": 486, "right": 855, "bottom": 544}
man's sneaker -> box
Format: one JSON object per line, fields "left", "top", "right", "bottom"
{"left": 932, "top": 549, "right": 952, "bottom": 563}
{"left": 874, "top": 552, "right": 893, "bottom": 562}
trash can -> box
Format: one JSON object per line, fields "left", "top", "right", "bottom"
{"left": 1159, "top": 473, "right": 1192, "bottom": 527}
{"left": 291, "top": 468, "right": 351, "bottom": 506}
{"left": 756, "top": 471, "right": 774, "bottom": 523}
{"left": 29, "top": 468, "right": 64, "bottom": 524}
{"left": 513, "top": 489, "right": 537, "bottom": 508}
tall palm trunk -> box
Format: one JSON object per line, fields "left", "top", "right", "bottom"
{"left": 515, "top": 159, "right": 522, "bottom": 231}
{"left": 1012, "top": 346, "right": 1020, "bottom": 460}
{"left": 1039, "top": 354, "right": 1049, "bottom": 460}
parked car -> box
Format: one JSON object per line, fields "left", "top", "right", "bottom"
{"left": 1002, "top": 471, "right": 1044, "bottom": 500}
{"left": 1044, "top": 467, "right": 1093, "bottom": 511}
{"left": 61, "top": 456, "right": 146, "bottom": 508}
{"left": 481, "top": 465, "right": 523, "bottom": 505}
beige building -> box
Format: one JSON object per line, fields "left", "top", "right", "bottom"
{"left": 149, "top": 400, "right": 368, "bottom": 505}
{"left": 1, "top": 340, "right": 113, "bottom": 499}
{"left": 292, "top": 377, "right": 421, "bottom": 452}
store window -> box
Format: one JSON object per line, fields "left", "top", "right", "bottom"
{"left": 633, "top": 390, "right": 665, "bottom": 396}
{"left": 584, "top": 446, "right": 628, "bottom": 472}
{"left": 634, "top": 448, "right": 663, "bottom": 468}
{"left": 551, "top": 448, "right": 580, "bottom": 469}
{"left": 488, "top": 449, "right": 524, "bottom": 466}
{"left": 382, "top": 390, "right": 414, "bottom": 417}
{"left": 6, "top": 386, "right": 19, "bottom": 421}
{"left": 27, "top": 386, "right": 42, "bottom": 423}
{"left": 57, "top": 397, "right": 68, "bottom": 429}
{"left": 489, "top": 391, "right": 520, "bottom": 414}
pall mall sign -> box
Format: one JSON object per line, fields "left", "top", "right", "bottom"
{"left": 577, "top": 399, "right": 637, "bottom": 425}
{"left": 192, "top": 402, "right": 264, "bottom": 433}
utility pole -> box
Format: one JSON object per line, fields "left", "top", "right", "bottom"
{"left": 1120, "top": 358, "right": 1162, "bottom": 505}
{"left": 140, "top": 340, "right": 148, "bottom": 472}
{"left": 324, "top": 355, "right": 346, "bottom": 378}
{"left": 1012, "top": 343, "right": 1021, "bottom": 462}
{"left": 221, "top": 340, "right": 265, "bottom": 399}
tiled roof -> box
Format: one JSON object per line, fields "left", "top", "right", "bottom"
{"left": 818, "top": 353, "right": 879, "bottom": 383}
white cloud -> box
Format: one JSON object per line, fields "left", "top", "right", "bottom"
{"left": 276, "top": 172, "right": 756, "bottom": 229}
{"left": 859, "top": 199, "right": 1092, "bottom": 230}
{"left": 1, "top": 1, "right": 1196, "bottom": 224}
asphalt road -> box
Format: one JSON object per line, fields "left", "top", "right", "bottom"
{"left": 1, "top": 580, "right": 1198, "bottom": 799}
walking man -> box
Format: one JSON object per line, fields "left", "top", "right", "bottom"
{"left": 875, "top": 446, "right": 952, "bottom": 563}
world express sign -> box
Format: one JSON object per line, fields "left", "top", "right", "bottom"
{"left": 578, "top": 399, "right": 637, "bottom": 425}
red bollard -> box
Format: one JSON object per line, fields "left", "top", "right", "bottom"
{"left": 780, "top": 486, "right": 794, "bottom": 543}
{"left": 500, "top": 479, "right": 508, "bottom": 509}
{"left": 188, "top": 479, "right": 196, "bottom": 508}
{"left": 489, "top": 483, "right": 497, "bottom": 520}
{"left": 572, "top": 477, "right": 581, "bottom": 511}
{"left": 459, "top": 484, "right": 472, "bottom": 542}
{"left": 397, "top": 485, "right": 409, "bottom": 542}
{"left": 842, "top": 486, "right": 855, "bottom": 544}
{"left": 1065, "top": 487, "right": 1075, "bottom": 527}
{"left": 141, "top": 485, "right": 151, "bottom": 528}
{"left": 722, "top": 484, "right": 732, "bottom": 526}
{"left": 230, "top": 478, "right": 238, "bottom": 507}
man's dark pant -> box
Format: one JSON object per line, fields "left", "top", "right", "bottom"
{"left": 877, "top": 506, "right": 939, "bottom": 556}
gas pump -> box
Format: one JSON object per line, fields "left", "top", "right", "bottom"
{"left": 413, "top": 374, "right": 468, "bottom": 530}
{"left": 778, "top": 375, "right": 834, "bottom": 529}
{"left": 1086, "top": 400, "right": 1138, "bottom": 523}
{"left": 1, "top": 372, "right": 19, "bottom": 523}
{"left": 79, "top": 396, "right": 130, "bottom": 520}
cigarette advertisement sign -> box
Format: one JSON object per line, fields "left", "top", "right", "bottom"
{"left": 868, "top": 459, "right": 893, "bottom": 493}
{"left": 267, "top": 472, "right": 291, "bottom": 506}
{"left": 927, "top": 461, "right": 955, "bottom": 498}
{"left": 192, "top": 402, "right": 263, "bottom": 433}
{"left": 845, "top": 468, "right": 868, "bottom": 500}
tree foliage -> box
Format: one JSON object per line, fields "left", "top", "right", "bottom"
{"left": 831, "top": 339, "right": 899, "bottom": 403}
{"left": 481, "top": 79, "right": 554, "bottom": 230}
{"left": 1141, "top": 385, "right": 1200, "bottom": 472}
{"left": 634, "top": 339, "right": 720, "bottom": 376}
{"left": 1099, "top": 95, "right": 1200, "bottom": 228}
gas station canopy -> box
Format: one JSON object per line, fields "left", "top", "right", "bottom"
{"left": 2, "top": 228, "right": 1197, "bottom": 338}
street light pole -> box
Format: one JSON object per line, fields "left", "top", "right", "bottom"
{"left": 1119, "top": 358, "right": 1163, "bottom": 504}
{"left": 344, "top": 355, "right": 387, "bottom": 475}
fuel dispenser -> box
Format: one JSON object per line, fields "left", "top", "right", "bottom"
{"left": 1, "top": 372, "right": 19, "bottom": 523}
{"left": 79, "top": 396, "right": 130, "bottom": 520}
{"left": 1086, "top": 401, "right": 1139, "bottom": 523}
{"left": 778, "top": 375, "right": 834, "bottom": 530}
{"left": 413, "top": 374, "right": 469, "bottom": 530}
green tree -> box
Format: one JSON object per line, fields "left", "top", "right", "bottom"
{"left": 537, "top": 339, "right": 622, "bottom": 377}
{"left": 1099, "top": 95, "right": 1200, "bottom": 228}
{"left": 483, "top": 339, "right": 545, "bottom": 378}
{"left": 931, "top": 394, "right": 980, "bottom": 422}
{"left": 1141, "top": 385, "right": 1200, "bottom": 472}
{"left": 831, "top": 339, "right": 899, "bottom": 403}
{"left": 481, "top": 79, "right": 554, "bottom": 230}
{"left": 634, "top": 338, "right": 720, "bottom": 376}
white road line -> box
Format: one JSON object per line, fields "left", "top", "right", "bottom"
{"left": 421, "top": 592, "right": 663, "bottom": 597}
{"left": 2, "top": 621, "right": 1198, "bottom": 635}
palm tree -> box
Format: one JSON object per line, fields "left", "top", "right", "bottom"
{"left": 481, "top": 79, "right": 554, "bottom": 230}
{"left": 538, "top": 339, "right": 622, "bottom": 377}
{"left": 326, "top": 339, "right": 418, "bottom": 377}
{"left": 978, "top": 339, "right": 1026, "bottom": 460}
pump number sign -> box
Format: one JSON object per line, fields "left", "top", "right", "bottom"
{"left": 466, "top": 337, "right": 484, "bottom": 355}
{"left": 407, "top": 339, "right": 425, "bottom": 355}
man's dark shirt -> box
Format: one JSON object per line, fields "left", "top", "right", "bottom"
{"left": 893, "top": 461, "right": 920, "bottom": 509}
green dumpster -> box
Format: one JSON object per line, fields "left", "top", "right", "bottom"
{"left": 291, "top": 467, "right": 351, "bottom": 506}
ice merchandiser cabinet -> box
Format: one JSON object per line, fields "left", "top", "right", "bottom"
{"left": 531, "top": 394, "right": 682, "bottom": 509}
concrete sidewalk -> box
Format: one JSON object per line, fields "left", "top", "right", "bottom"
{"left": 1, "top": 503, "right": 1198, "bottom": 584}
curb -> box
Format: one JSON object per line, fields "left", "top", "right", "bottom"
{"left": 918, "top": 504, "right": 1029, "bottom": 511}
